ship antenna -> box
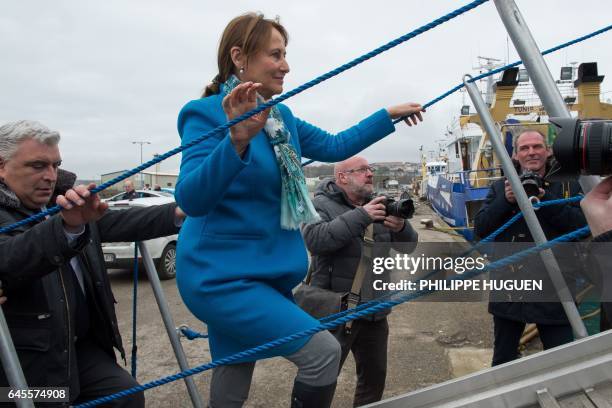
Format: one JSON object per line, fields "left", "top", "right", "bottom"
{"left": 475, "top": 56, "right": 503, "bottom": 107}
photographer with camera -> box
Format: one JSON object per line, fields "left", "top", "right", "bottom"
{"left": 301, "top": 156, "right": 417, "bottom": 407}
{"left": 474, "top": 129, "right": 587, "bottom": 366}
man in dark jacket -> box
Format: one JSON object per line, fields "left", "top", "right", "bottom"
{"left": 302, "top": 156, "right": 418, "bottom": 407}
{"left": 474, "top": 129, "right": 587, "bottom": 366}
{"left": 0, "top": 120, "right": 183, "bottom": 407}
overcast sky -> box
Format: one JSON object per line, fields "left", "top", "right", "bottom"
{"left": 2, "top": 0, "right": 610, "bottom": 179}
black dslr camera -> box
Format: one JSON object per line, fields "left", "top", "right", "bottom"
{"left": 550, "top": 117, "right": 612, "bottom": 177}
{"left": 519, "top": 170, "right": 543, "bottom": 197}
{"left": 369, "top": 194, "right": 415, "bottom": 220}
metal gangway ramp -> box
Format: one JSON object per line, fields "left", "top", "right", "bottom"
{"left": 366, "top": 330, "right": 612, "bottom": 407}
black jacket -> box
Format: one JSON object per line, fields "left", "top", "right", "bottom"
{"left": 302, "top": 179, "right": 418, "bottom": 320}
{"left": 474, "top": 175, "right": 587, "bottom": 324}
{"left": 0, "top": 179, "right": 179, "bottom": 404}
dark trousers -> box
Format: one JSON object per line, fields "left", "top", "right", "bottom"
{"left": 491, "top": 316, "right": 574, "bottom": 366}
{"left": 73, "top": 338, "right": 144, "bottom": 408}
{"left": 601, "top": 304, "right": 611, "bottom": 331}
{"left": 333, "top": 318, "right": 389, "bottom": 407}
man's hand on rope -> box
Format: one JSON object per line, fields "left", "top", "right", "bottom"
{"left": 57, "top": 183, "right": 108, "bottom": 233}
{"left": 581, "top": 176, "right": 612, "bottom": 237}
{"left": 0, "top": 288, "right": 6, "bottom": 305}
{"left": 223, "top": 81, "right": 271, "bottom": 156}
{"left": 387, "top": 102, "right": 425, "bottom": 126}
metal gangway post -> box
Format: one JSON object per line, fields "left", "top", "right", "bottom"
{"left": 0, "top": 307, "right": 34, "bottom": 407}
{"left": 492, "top": 0, "right": 601, "bottom": 193}
{"left": 462, "top": 76, "right": 588, "bottom": 338}
{"left": 137, "top": 242, "right": 205, "bottom": 408}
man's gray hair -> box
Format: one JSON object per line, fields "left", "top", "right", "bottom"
{"left": 511, "top": 127, "right": 548, "bottom": 152}
{"left": 0, "top": 120, "right": 61, "bottom": 161}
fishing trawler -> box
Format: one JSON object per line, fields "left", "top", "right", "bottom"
{"left": 424, "top": 61, "right": 612, "bottom": 241}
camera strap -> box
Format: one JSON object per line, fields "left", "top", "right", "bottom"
{"left": 344, "top": 224, "right": 375, "bottom": 334}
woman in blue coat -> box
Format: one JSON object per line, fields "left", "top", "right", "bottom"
{"left": 175, "top": 13, "right": 424, "bottom": 408}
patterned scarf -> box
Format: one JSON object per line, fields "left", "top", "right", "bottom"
{"left": 222, "top": 75, "right": 319, "bottom": 230}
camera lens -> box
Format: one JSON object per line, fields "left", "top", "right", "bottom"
{"left": 387, "top": 199, "right": 415, "bottom": 219}
{"left": 551, "top": 117, "right": 612, "bottom": 176}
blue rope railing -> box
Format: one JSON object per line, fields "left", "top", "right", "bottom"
{"left": 178, "top": 325, "right": 209, "bottom": 340}
{"left": 74, "top": 219, "right": 591, "bottom": 407}
{"left": 2, "top": 23, "right": 610, "bottom": 237}
{"left": 424, "top": 24, "right": 612, "bottom": 109}
{"left": 2, "top": 23, "right": 610, "bottom": 235}
{"left": 0, "top": 0, "right": 489, "bottom": 235}
{"left": 477, "top": 195, "right": 583, "bottom": 244}
{"left": 486, "top": 225, "right": 591, "bottom": 267}
{"left": 177, "top": 195, "right": 587, "bottom": 340}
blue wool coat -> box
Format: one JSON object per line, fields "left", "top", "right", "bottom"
{"left": 175, "top": 90, "right": 395, "bottom": 361}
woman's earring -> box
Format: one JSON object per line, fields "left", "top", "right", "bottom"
{"left": 239, "top": 66, "right": 244, "bottom": 74}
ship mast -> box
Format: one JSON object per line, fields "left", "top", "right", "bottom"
{"left": 474, "top": 56, "right": 504, "bottom": 106}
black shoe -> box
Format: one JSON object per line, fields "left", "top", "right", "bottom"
{"left": 290, "top": 380, "right": 337, "bottom": 408}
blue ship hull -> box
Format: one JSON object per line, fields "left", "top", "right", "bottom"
{"left": 426, "top": 172, "right": 492, "bottom": 241}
